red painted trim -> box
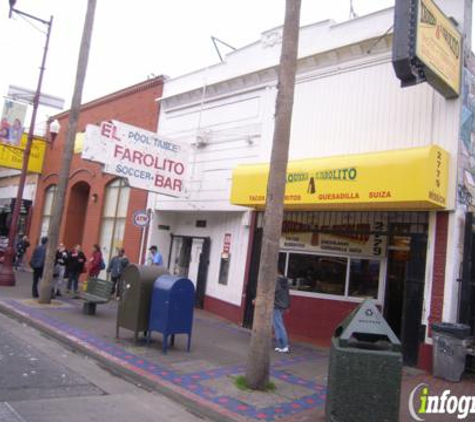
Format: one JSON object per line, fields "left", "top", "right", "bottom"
{"left": 418, "top": 343, "right": 433, "bottom": 372}
{"left": 239, "top": 211, "right": 257, "bottom": 323}
{"left": 204, "top": 295, "right": 241, "bottom": 325}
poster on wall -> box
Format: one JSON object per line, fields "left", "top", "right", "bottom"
{"left": 280, "top": 219, "right": 387, "bottom": 258}
{"left": 0, "top": 99, "right": 26, "bottom": 146}
{"left": 83, "top": 121, "right": 189, "bottom": 198}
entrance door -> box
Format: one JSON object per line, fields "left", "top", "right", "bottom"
{"left": 385, "top": 234, "right": 427, "bottom": 366}
{"left": 401, "top": 235, "right": 427, "bottom": 366}
{"left": 188, "top": 239, "right": 204, "bottom": 289}
{"left": 168, "top": 235, "right": 210, "bottom": 309}
{"left": 63, "top": 182, "right": 90, "bottom": 248}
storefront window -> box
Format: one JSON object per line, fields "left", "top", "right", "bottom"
{"left": 348, "top": 258, "right": 380, "bottom": 298}
{"left": 281, "top": 251, "right": 380, "bottom": 300}
{"left": 99, "top": 179, "right": 130, "bottom": 265}
{"left": 40, "top": 185, "right": 57, "bottom": 239}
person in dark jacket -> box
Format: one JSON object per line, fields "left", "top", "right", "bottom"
{"left": 29, "top": 236, "right": 48, "bottom": 298}
{"left": 66, "top": 244, "right": 86, "bottom": 296}
{"left": 274, "top": 270, "right": 291, "bottom": 353}
{"left": 106, "top": 247, "right": 129, "bottom": 299}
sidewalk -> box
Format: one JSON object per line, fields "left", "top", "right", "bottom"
{"left": 0, "top": 270, "right": 474, "bottom": 422}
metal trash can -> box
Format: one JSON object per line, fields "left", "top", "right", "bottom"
{"left": 116, "top": 264, "right": 169, "bottom": 342}
{"left": 147, "top": 275, "right": 195, "bottom": 353}
{"left": 431, "top": 322, "right": 471, "bottom": 382}
{"left": 326, "top": 299, "right": 402, "bottom": 422}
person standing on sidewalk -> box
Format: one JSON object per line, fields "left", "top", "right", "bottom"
{"left": 148, "top": 245, "right": 163, "bottom": 266}
{"left": 88, "top": 244, "right": 102, "bottom": 278}
{"left": 274, "top": 269, "right": 291, "bottom": 353}
{"left": 107, "top": 247, "right": 129, "bottom": 299}
{"left": 14, "top": 234, "right": 30, "bottom": 271}
{"left": 66, "top": 245, "right": 86, "bottom": 296}
{"left": 29, "top": 236, "right": 48, "bottom": 299}
{"left": 52, "top": 243, "right": 68, "bottom": 298}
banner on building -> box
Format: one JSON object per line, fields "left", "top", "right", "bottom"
{"left": 0, "top": 133, "right": 46, "bottom": 173}
{"left": 83, "top": 121, "right": 189, "bottom": 197}
{"left": 0, "top": 99, "right": 27, "bottom": 146}
{"left": 281, "top": 218, "right": 387, "bottom": 258}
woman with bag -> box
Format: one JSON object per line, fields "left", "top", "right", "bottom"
{"left": 66, "top": 244, "right": 86, "bottom": 297}
{"left": 88, "top": 244, "right": 103, "bottom": 278}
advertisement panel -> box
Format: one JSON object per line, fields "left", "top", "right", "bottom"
{"left": 0, "top": 100, "right": 27, "bottom": 146}
{"left": 83, "top": 121, "right": 189, "bottom": 197}
{"left": 0, "top": 133, "right": 46, "bottom": 173}
{"left": 415, "top": 0, "right": 462, "bottom": 97}
{"left": 281, "top": 218, "right": 387, "bottom": 258}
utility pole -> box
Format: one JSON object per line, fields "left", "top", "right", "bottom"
{"left": 0, "top": 1, "right": 53, "bottom": 287}
{"left": 245, "top": 0, "right": 301, "bottom": 390}
{"left": 39, "top": 0, "right": 97, "bottom": 303}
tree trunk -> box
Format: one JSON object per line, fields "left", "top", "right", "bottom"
{"left": 39, "top": 0, "right": 97, "bottom": 304}
{"left": 245, "top": 0, "right": 301, "bottom": 390}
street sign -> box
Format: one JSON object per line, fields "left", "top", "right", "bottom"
{"left": 132, "top": 210, "right": 150, "bottom": 227}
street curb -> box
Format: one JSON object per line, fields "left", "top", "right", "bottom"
{"left": 0, "top": 300, "right": 246, "bottom": 422}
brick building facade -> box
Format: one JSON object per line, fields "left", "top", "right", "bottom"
{"left": 28, "top": 76, "right": 165, "bottom": 265}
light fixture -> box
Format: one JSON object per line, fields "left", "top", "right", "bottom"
{"left": 91, "top": 193, "right": 98, "bottom": 203}
{"left": 49, "top": 119, "right": 60, "bottom": 142}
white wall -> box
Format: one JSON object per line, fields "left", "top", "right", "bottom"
{"left": 151, "top": 210, "right": 250, "bottom": 307}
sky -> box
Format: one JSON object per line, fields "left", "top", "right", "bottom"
{"left": 0, "top": 0, "right": 444, "bottom": 133}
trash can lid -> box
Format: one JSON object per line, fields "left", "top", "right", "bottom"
{"left": 334, "top": 299, "right": 401, "bottom": 350}
{"left": 431, "top": 322, "right": 471, "bottom": 339}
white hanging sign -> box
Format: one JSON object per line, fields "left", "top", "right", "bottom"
{"left": 82, "top": 121, "right": 188, "bottom": 197}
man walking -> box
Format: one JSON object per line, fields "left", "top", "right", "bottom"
{"left": 274, "top": 268, "right": 291, "bottom": 353}
{"left": 107, "top": 247, "right": 129, "bottom": 299}
{"left": 30, "top": 236, "right": 48, "bottom": 299}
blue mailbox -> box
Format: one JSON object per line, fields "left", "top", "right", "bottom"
{"left": 147, "top": 275, "right": 195, "bottom": 353}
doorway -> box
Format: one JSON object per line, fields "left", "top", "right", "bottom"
{"left": 384, "top": 234, "right": 427, "bottom": 366}
{"left": 63, "top": 182, "right": 90, "bottom": 248}
{"left": 168, "top": 235, "right": 210, "bottom": 308}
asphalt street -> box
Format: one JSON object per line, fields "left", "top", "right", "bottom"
{"left": 0, "top": 312, "right": 208, "bottom": 422}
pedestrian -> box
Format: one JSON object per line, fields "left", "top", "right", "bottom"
{"left": 106, "top": 247, "right": 129, "bottom": 299}
{"left": 88, "top": 244, "right": 103, "bottom": 278}
{"left": 29, "top": 236, "right": 48, "bottom": 299}
{"left": 52, "top": 243, "right": 68, "bottom": 298}
{"left": 148, "top": 245, "right": 163, "bottom": 266}
{"left": 14, "top": 234, "right": 30, "bottom": 271}
{"left": 274, "top": 267, "right": 291, "bottom": 353}
{"left": 66, "top": 244, "right": 86, "bottom": 297}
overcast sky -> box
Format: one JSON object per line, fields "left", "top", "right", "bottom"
{"left": 0, "top": 0, "right": 464, "bottom": 131}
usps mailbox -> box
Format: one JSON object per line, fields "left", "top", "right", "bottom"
{"left": 147, "top": 275, "right": 195, "bottom": 353}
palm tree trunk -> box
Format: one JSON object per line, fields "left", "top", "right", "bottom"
{"left": 245, "top": 0, "right": 301, "bottom": 390}
{"left": 39, "top": 0, "right": 97, "bottom": 304}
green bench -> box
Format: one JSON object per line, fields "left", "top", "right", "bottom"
{"left": 80, "top": 277, "right": 113, "bottom": 315}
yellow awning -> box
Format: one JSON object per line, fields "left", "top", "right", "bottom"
{"left": 230, "top": 145, "right": 449, "bottom": 211}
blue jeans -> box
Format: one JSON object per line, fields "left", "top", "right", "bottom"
{"left": 67, "top": 271, "right": 80, "bottom": 292}
{"left": 273, "top": 308, "right": 289, "bottom": 349}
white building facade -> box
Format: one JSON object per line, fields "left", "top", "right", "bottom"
{"left": 149, "top": 3, "right": 473, "bottom": 369}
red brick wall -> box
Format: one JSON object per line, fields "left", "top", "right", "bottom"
{"left": 428, "top": 212, "right": 449, "bottom": 332}
{"left": 29, "top": 78, "right": 164, "bottom": 263}
{"left": 418, "top": 211, "right": 449, "bottom": 370}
